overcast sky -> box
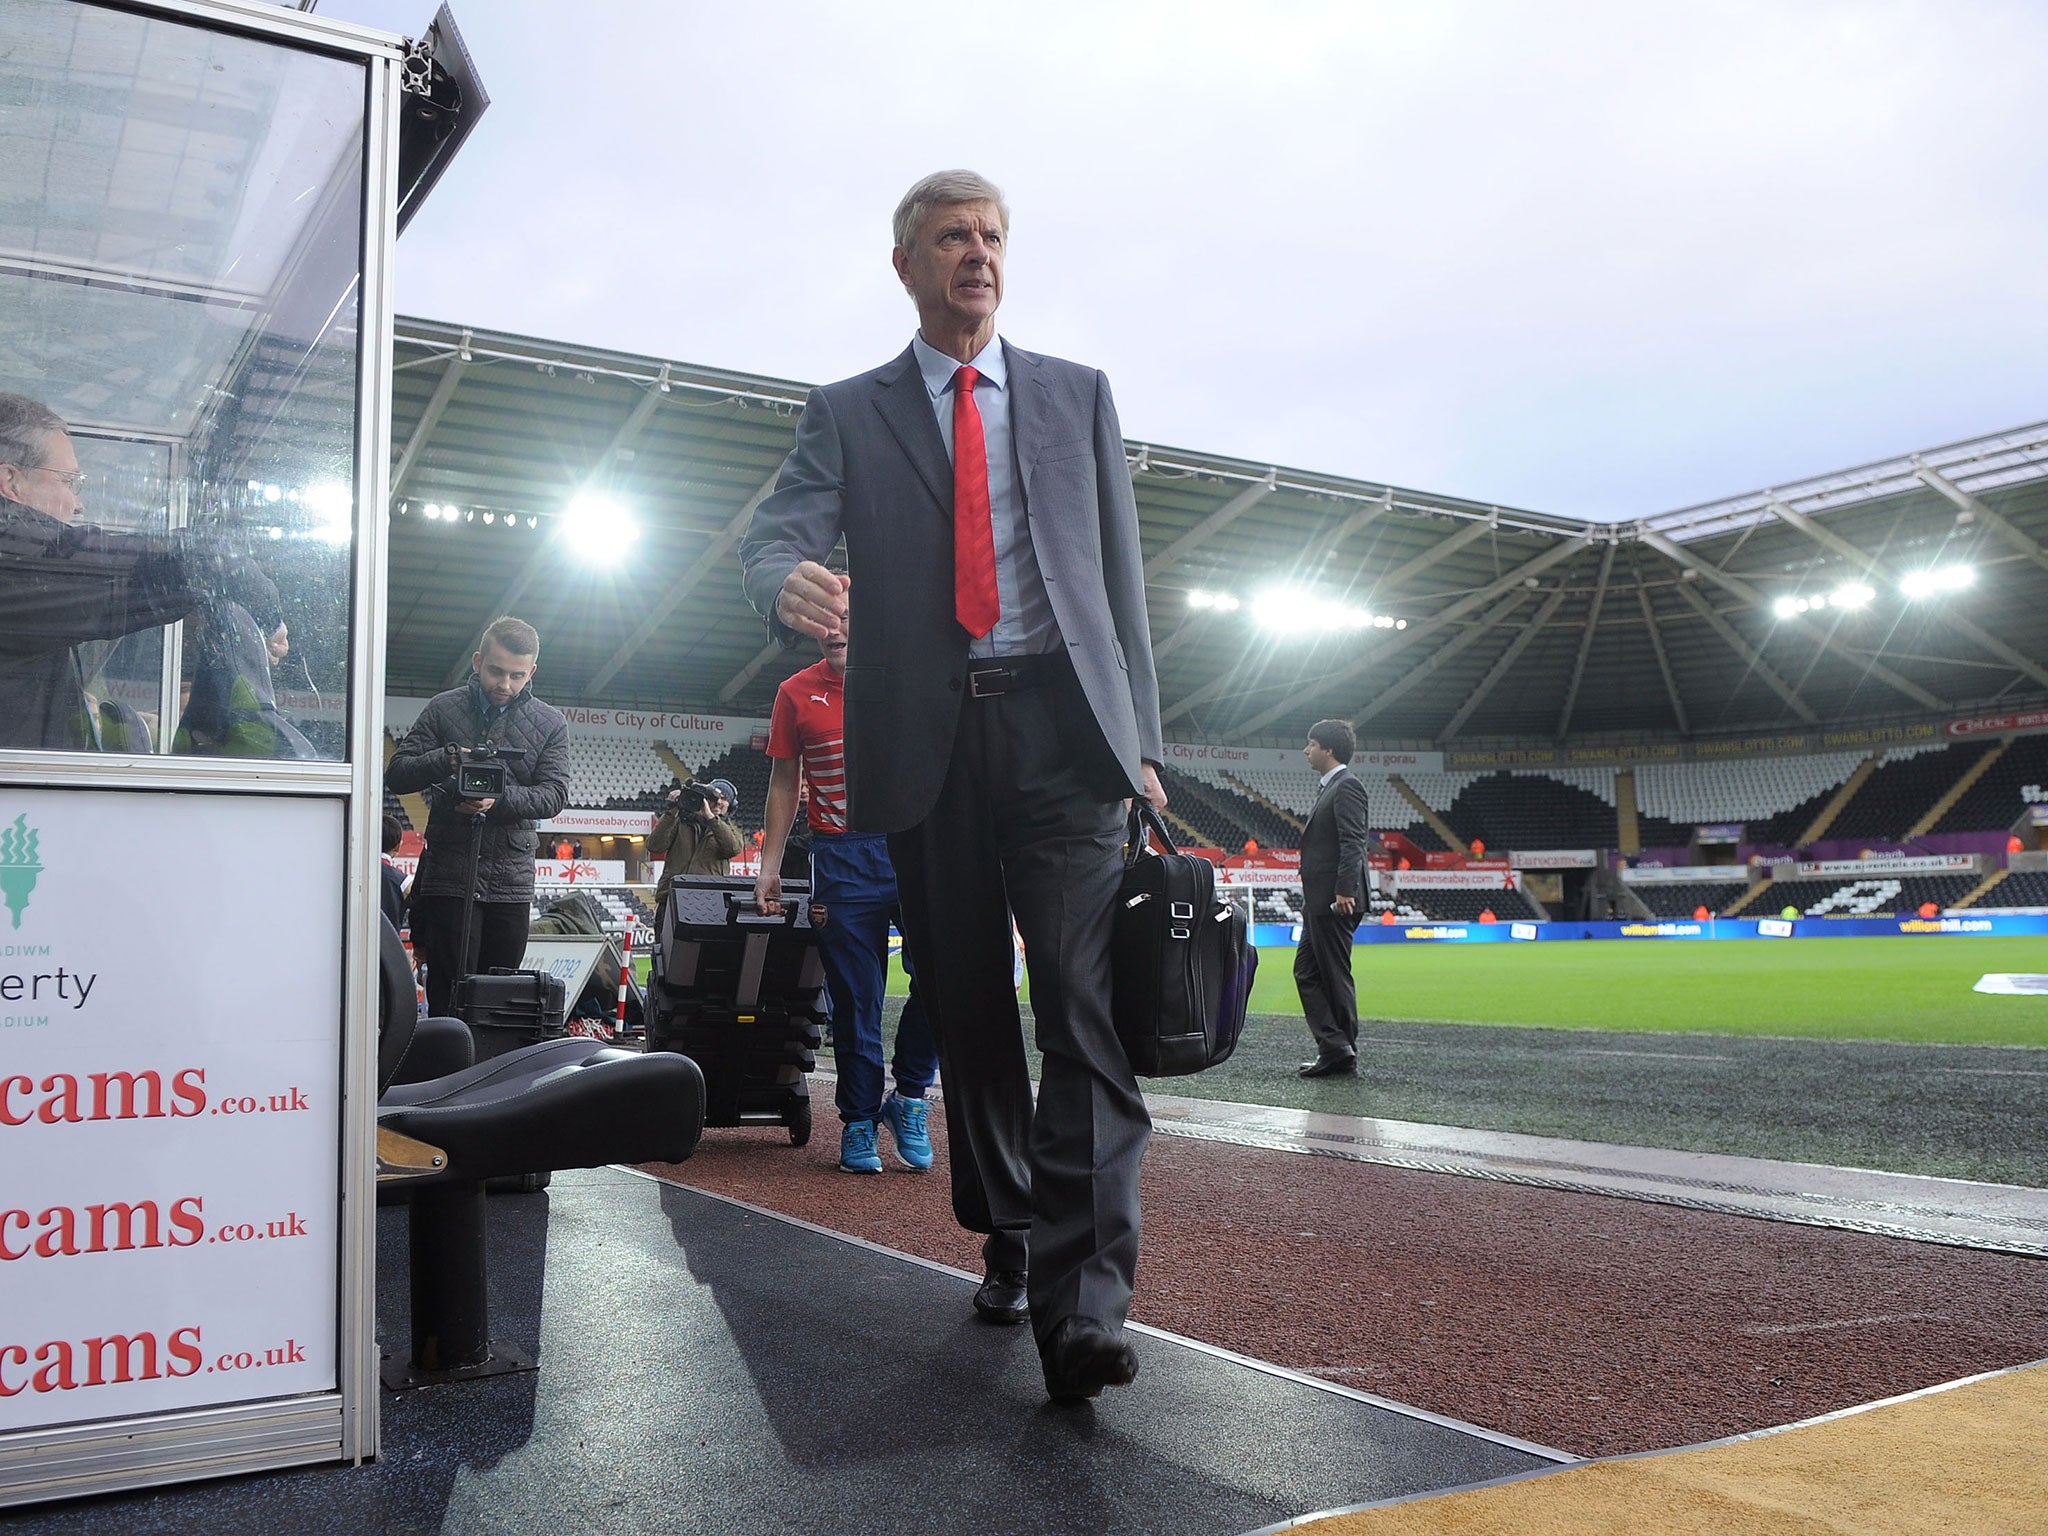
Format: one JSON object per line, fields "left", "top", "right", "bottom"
{"left": 315, "top": 0, "right": 2047, "bottom": 523}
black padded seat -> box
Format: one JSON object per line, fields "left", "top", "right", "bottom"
{"left": 374, "top": 917, "right": 705, "bottom": 1383}
{"left": 379, "top": 1040, "right": 703, "bottom": 1182}
{"left": 379, "top": 917, "right": 473, "bottom": 1087}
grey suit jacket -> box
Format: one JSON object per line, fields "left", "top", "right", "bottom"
{"left": 1298, "top": 767, "right": 1371, "bottom": 909}
{"left": 740, "top": 340, "right": 1163, "bottom": 834}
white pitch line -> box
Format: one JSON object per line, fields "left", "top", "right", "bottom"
{"left": 1738, "top": 1312, "right": 1950, "bottom": 1337}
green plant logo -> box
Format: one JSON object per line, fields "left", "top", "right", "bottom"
{"left": 0, "top": 814, "right": 40, "bottom": 930}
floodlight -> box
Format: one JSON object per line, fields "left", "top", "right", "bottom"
{"left": 1901, "top": 564, "right": 1974, "bottom": 598}
{"left": 1251, "top": 589, "right": 1315, "bottom": 634}
{"left": 1187, "top": 590, "right": 1215, "bottom": 609}
{"left": 302, "top": 480, "right": 353, "bottom": 544}
{"left": 560, "top": 492, "right": 641, "bottom": 564}
{"left": 1773, "top": 596, "right": 1802, "bottom": 619}
{"left": 1252, "top": 587, "right": 1384, "bottom": 635}
{"left": 1831, "top": 583, "right": 1874, "bottom": 609}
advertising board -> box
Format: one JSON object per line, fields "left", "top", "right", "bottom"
{"left": 0, "top": 790, "right": 343, "bottom": 1433}
{"left": 1508, "top": 850, "right": 1599, "bottom": 869}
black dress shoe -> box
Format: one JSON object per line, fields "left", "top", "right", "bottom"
{"left": 1298, "top": 1055, "right": 1358, "bottom": 1078}
{"left": 1040, "top": 1317, "right": 1139, "bottom": 1404}
{"left": 973, "top": 1268, "right": 1029, "bottom": 1325}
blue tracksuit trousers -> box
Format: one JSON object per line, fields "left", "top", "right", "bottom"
{"left": 809, "top": 830, "right": 938, "bottom": 1123}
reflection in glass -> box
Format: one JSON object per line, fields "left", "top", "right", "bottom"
{"left": 0, "top": 0, "right": 367, "bottom": 760}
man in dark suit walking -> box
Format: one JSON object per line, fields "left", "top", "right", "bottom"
{"left": 1295, "top": 718, "right": 1371, "bottom": 1077}
{"left": 740, "top": 170, "right": 1168, "bottom": 1404}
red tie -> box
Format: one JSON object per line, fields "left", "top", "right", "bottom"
{"left": 951, "top": 365, "right": 999, "bottom": 639}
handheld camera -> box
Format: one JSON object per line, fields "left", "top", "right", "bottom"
{"left": 453, "top": 743, "right": 524, "bottom": 800}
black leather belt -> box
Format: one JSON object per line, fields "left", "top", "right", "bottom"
{"left": 965, "top": 656, "right": 1059, "bottom": 698}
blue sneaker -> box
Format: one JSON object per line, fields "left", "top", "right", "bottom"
{"left": 879, "top": 1092, "right": 934, "bottom": 1172}
{"left": 838, "top": 1117, "right": 882, "bottom": 1174}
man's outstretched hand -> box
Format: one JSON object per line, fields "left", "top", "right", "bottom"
{"left": 777, "top": 562, "right": 849, "bottom": 641}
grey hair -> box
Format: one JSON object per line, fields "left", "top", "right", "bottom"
{"left": 892, "top": 170, "right": 1009, "bottom": 250}
{"left": 0, "top": 392, "right": 66, "bottom": 471}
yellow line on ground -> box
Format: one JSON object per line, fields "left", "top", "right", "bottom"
{"left": 1277, "top": 1359, "right": 2048, "bottom": 1536}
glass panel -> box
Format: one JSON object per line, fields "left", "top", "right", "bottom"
{"left": 0, "top": 0, "right": 365, "bottom": 761}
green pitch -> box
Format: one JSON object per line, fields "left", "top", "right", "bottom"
{"left": 889, "top": 935, "right": 2048, "bottom": 1047}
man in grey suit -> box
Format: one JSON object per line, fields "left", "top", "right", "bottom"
{"left": 1295, "top": 718, "right": 1372, "bottom": 1077}
{"left": 740, "top": 169, "right": 1168, "bottom": 1404}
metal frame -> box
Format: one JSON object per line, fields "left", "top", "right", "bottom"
{"left": 0, "top": 0, "right": 405, "bottom": 1505}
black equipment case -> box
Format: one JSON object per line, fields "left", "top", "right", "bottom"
{"left": 454, "top": 969, "right": 568, "bottom": 1061}
{"left": 1110, "top": 803, "right": 1257, "bottom": 1076}
{"left": 645, "top": 874, "right": 825, "bottom": 1146}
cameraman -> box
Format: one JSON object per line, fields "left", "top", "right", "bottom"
{"left": 385, "top": 615, "right": 570, "bottom": 1017}
{"left": 649, "top": 774, "right": 742, "bottom": 907}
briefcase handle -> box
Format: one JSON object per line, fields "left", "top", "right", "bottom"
{"left": 1122, "top": 801, "right": 1179, "bottom": 866}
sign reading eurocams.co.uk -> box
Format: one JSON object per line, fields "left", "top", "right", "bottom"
{"left": 0, "top": 790, "right": 342, "bottom": 1433}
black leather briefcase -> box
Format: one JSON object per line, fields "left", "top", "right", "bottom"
{"left": 1109, "top": 803, "right": 1257, "bottom": 1076}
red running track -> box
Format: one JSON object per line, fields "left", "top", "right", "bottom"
{"left": 643, "top": 1114, "right": 2048, "bottom": 1457}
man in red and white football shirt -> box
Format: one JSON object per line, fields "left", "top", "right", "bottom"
{"left": 756, "top": 616, "right": 937, "bottom": 1174}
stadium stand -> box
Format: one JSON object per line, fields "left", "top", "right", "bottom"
{"left": 1633, "top": 753, "right": 1866, "bottom": 845}
{"left": 1975, "top": 871, "right": 2048, "bottom": 910}
{"left": 1156, "top": 764, "right": 1297, "bottom": 850}
{"left": 1630, "top": 879, "right": 1757, "bottom": 918}
{"left": 1762, "top": 872, "right": 1980, "bottom": 917}
{"left": 526, "top": 884, "right": 655, "bottom": 932}
{"left": 1394, "top": 886, "right": 1546, "bottom": 923}
{"left": 1932, "top": 734, "right": 2048, "bottom": 834}
{"left": 1440, "top": 771, "right": 1618, "bottom": 850}
{"left": 1823, "top": 743, "right": 1974, "bottom": 842}
{"left": 566, "top": 735, "right": 673, "bottom": 810}
{"left": 1216, "top": 764, "right": 1315, "bottom": 818}
{"left": 1360, "top": 888, "right": 1434, "bottom": 924}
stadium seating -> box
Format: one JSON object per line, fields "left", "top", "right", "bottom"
{"left": 1633, "top": 753, "right": 1866, "bottom": 846}
{"left": 1361, "top": 888, "right": 1433, "bottom": 924}
{"left": 1440, "top": 772, "right": 1617, "bottom": 850}
{"left": 1975, "top": 871, "right": 2048, "bottom": 911}
{"left": 1629, "top": 879, "right": 1755, "bottom": 918}
{"left": 1824, "top": 743, "right": 1973, "bottom": 842}
{"left": 1393, "top": 887, "right": 1546, "bottom": 923}
{"left": 526, "top": 884, "right": 656, "bottom": 932}
{"left": 1156, "top": 765, "right": 1299, "bottom": 850}
{"left": 1760, "top": 872, "right": 1980, "bottom": 917}
{"left": 566, "top": 735, "right": 672, "bottom": 810}
{"left": 1932, "top": 734, "right": 2048, "bottom": 834}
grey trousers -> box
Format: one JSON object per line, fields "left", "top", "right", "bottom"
{"left": 887, "top": 668, "right": 1149, "bottom": 1345}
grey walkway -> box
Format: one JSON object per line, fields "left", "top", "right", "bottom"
{"left": 4, "top": 1168, "right": 1556, "bottom": 1536}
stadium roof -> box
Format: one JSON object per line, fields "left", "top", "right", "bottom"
{"left": 386, "top": 317, "right": 2048, "bottom": 747}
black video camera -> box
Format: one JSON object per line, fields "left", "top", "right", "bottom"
{"left": 452, "top": 743, "right": 524, "bottom": 800}
{"left": 673, "top": 779, "right": 715, "bottom": 812}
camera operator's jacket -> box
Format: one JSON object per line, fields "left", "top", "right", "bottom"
{"left": 385, "top": 676, "right": 571, "bottom": 903}
{"left": 648, "top": 803, "right": 743, "bottom": 905}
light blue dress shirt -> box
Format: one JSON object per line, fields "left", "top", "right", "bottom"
{"left": 910, "top": 332, "right": 1059, "bottom": 659}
